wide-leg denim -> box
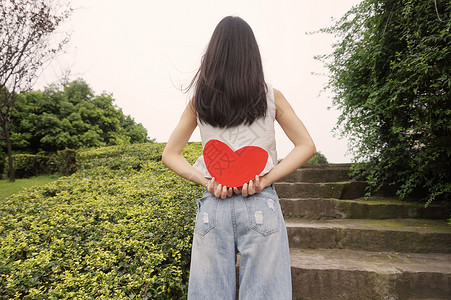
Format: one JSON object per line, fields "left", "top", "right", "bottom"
{"left": 188, "top": 185, "right": 292, "bottom": 300}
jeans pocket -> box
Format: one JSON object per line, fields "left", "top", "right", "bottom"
{"left": 194, "top": 193, "right": 218, "bottom": 236}
{"left": 244, "top": 190, "right": 280, "bottom": 237}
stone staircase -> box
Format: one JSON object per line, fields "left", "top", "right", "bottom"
{"left": 275, "top": 164, "right": 451, "bottom": 300}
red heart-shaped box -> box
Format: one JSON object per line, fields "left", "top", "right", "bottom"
{"left": 203, "top": 139, "right": 268, "bottom": 187}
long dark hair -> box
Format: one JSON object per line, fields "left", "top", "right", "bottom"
{"left": 190, "top": 16, "right": 267, "bottom": 128}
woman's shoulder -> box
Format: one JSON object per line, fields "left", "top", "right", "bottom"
{"left": 271, "top": 88, "right": 292, "bottom": 120}
{"left": 273, "top": 87, "right": 282, "bottom": 98}
{"left": 272, "top": 87, "right": 286, "bottom": 106}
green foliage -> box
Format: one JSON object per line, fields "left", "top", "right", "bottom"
{"left": 0, "top": 142, "right": 203, "bottom": 299}
{"left": 3, "top": 150, "right": 78, "bottom": 179}
{"left": 4, "top": 154, "right": 51, "bottom": 179}
{"left": 306, "top": 151, "right": 329, "bottom": 164}
{"left": 76, "top": 143, "right": 166, "bottom": 172}
{"left": 318, "top": 0, "right": 451, "bottom": 204}
{"left": 8, "top": 79, "right": 150, "bottom": 153}
{"left": 50, "top": 149, "right": 77, "bottom": 176}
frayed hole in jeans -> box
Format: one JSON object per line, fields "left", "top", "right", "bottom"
{"left": 255, "top": 211, "right": 263, "bottom": 224}
{"left": 203, "top": 212, "right": 209, "bottom": 224}
{"left": 267, "top": 199, "right": 275, "bottom": 211}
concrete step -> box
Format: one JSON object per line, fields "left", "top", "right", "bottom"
{"left": 275, "top": 182, "right": 368, "bottom": 200}
{"left": 286, "top": 218, "right": 451, "bottom": 253}
{"left": 290, "top": 248, "right": 451, "bottom": 300}
{"left": 280, "top": 197, "right": 450, "bottom": 220}
{"left": 300, "top": 163, "right": 353, "bottom": 169}
{"left": 281, "top": 167, "right": 351, "bottom": 183}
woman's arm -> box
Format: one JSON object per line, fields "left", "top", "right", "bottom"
{"left": 161, "top": 101, "right": 233, "bottom": 199}
{"left": 161, "top": 102, "right": 205, "bottom": 185}
{"left": 238, "top": 88, "right": 316, "bottom": 196}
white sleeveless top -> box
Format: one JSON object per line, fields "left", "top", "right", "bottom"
{"left": 193, "top": 83, "right": 277, "bottom": 187}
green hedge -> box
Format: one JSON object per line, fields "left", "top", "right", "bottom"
{"left": 49, "top": 149, "right": 77, "bottom": 176}
{"left": 0, "top": 142, "right": 203, "bottom": 299}
{"left": 3, "top": 150, "right": 77, "bottom": 179}
{"left": 3, "top": 154, "right": 51, "bottom": 179}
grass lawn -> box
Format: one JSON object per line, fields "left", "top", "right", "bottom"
{"left": 0, "top": 175, "right": 59, "bottom": 200}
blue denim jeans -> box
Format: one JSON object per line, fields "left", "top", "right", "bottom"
{"left": 188, "top": 185, "right": 292, "bottom": 300}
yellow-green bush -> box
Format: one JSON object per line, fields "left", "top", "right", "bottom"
{"left": 0, "top": 142, "right": 203, "bottom": 299}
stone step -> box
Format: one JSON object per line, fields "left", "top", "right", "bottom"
{"left": 290, "top": 248, "right": 451, "bottom": 300}
{"left": 286, "top": 218, "right": 451, "bottom": 253}
{"left": 280, "top": 197, "right": 450, "bottom": 220}
{"left": 300, "top": 163, "right": 353, "bottom": 169}
{"left": 280, "top": 167, "right": 351, "bottom": 183}
{"left": 275, "top": 182, "right": 368, "bottom": 200}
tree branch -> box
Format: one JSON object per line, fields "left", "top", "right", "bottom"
{"left": 434, "top": 0, "right": 444, "bottom": 22}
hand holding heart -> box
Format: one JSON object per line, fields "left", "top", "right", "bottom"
{"left": 203, "top": 139, "right": 271, "bottom": 198}
{"left": 233, "top": 174, "right": 270, "bottom": 197}
{"left": 206, "top": 177, "right": 233, "bottom": 199}
{"left": 203, "top": 139, "right": 268, "bottom": 187}
{"left": 207, "top": 175, "right": 270, "bottom": 199}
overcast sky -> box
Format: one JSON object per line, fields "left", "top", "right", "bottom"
{"left": 35, "top": 0, "right": 362, "bottom": 163}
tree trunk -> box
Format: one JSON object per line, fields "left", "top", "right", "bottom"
{"left": 2, "top": 122, "right": 15, "bottom": 182}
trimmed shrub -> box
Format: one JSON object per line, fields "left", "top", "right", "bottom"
{"left": 49, "top": 149, "right": 78, "bottom": 176}
{"left": 3, "top": 154, "right": 51, "bottom": 178}
{"left": 76, "top": 143, "right": 166, "bottom": 172}
{"left": 0, "top": 142, "right": 203, "bottom": 299}
{"left": 3, "top": 150, "right": 78, "bottom": 179}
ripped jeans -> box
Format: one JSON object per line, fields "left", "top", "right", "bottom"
{"left": 188, "top": 185, "right": 292, "bottom": 300}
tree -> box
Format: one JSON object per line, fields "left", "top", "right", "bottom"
{"left": 318, "top": 0, "right": 450, "bottom": 204}
{"left": 9, "top": 79, "right": 150, "bottom": 152}
{"left": 0, "top": 0, "right": 71, "bottom": 180}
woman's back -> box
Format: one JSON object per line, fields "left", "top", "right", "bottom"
{"left": 193, "top": 83, "right": 277, "bottom": 187}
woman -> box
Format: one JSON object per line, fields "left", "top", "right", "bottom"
{"left": 162, "top": 16, "right": 316, "bottom": 300}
